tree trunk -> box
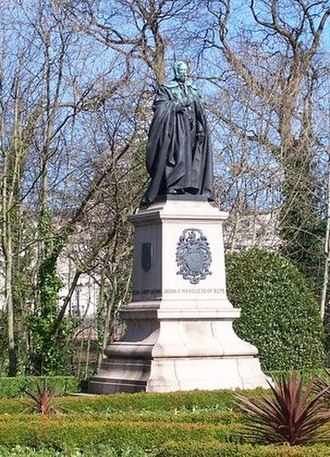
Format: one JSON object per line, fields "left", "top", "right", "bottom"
{"left": 4, "top": 234, "right": 17, "bottom": 376}
{"left": 320, "top": 151, "right": 330, "bottom": 320}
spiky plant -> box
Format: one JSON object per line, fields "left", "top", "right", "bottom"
{"left": 236, "top": 373, "right": 330, "bottom": 445}
{"left": 313, "top": 369, "right": 330, "bottom": 402}
{"left": 25, "top": 381, "right": 58, "bottom": 415}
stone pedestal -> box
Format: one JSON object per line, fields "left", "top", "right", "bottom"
{"left": 88, "top": 197, "right": 269, "bottom": 393}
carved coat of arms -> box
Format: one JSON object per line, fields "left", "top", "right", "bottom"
{"left": 176, "top": 229, "right": 212, "bottom": 284}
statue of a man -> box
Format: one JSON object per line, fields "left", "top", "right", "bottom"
{"left": 142, "top": 61, "right": 214, "bottom": 205}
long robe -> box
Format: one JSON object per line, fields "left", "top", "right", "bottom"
{"left": 142, "top": 81, "right": 214, "bottom": 204}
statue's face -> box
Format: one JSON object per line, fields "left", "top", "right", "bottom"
{"left": 175, "top": 62, "right": 188, "bottom": 82}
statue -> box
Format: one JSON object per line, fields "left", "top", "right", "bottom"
{"left": 142, "top": 61, "right": 214, "bottom": 205}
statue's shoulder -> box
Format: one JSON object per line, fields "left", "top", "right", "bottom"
{"left": 163, "top": 80, "right": 179, "bottom": 89}
{"left": 162, "top": 80, "right": 198, "bottom": 90}
{"left": 186, "top": 80, "right": 198, "bottom": 91}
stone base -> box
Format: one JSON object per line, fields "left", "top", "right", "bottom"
{"left": 89, "top": 359, "right": 150, "bottom": 394}
{"left": 89, "top": 199, "right": 270, "bottom": 394}
{"left": 89, "top": 357, "right": 269, "bottom": 394}
{"left": 89, "top": 306, "right": 270, "bottom": 393}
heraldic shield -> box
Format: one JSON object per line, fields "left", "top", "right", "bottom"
{"left": 176, "top": 228, "right": 212, "bottom": 284}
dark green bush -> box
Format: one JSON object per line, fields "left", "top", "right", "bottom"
{"left": 226, "top": 249, "right": 325, "bottom": 371}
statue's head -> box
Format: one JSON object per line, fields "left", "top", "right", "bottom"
{"left": 174, "top": 61, "right": 188, "bottom": 82}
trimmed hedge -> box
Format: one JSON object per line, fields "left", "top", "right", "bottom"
{"left": 226, "top": 249, "right": 325, "bottom": 371}
{"left": 0, "top": 415, "right": 329, "bottom": 450}
{"left": 0, "top": 445, "right": 144, "bottom": 456}
{"left": 0, "top": 439, "right": 330, "bottom": 456}
{"left": 0, "top": 415, "right": 242, "bottom": 448}
{"left": 0, "top": 388, "right": 329, "bottom": 455}
{"left": 0, "top": 443, "right": 330, "bottom": 457}
{"left": 157, "top": 442, "right": 330, "bottom": 457}
{"left": 0, "top": 370, "right": 324, "bottom": 401}
{"left": 0, "top": 388, "right": 270, "bottom": 414}
{"left": 0, "top": 410, "right": 242, "bottom": 425}
{"left": 0, "top": 376, "right": 80, "bottom": 398}
{"left": 54, "top": 389, "right": 241, "bottom": 413}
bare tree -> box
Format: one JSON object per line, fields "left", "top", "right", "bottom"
{"left": 190, "top": 0, "right": 330, "bottom": 293}
{"left": 0, "top": 0, "right": 144, "bottom": 374}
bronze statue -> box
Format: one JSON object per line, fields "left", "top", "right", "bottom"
{"left": 142, "top": 61, "right": 214, "bottom": 205}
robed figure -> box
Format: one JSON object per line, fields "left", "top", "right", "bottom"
{"left": 142, "top": 61, "right": 214, "bottom": 205}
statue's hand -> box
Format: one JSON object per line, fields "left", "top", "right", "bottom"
{"left": 175, "top": 101, "right": 191, "bottom": 113}
{"left": 197, "top": 130, "right": 206, "bottom": 143}
{"left": 175, "top": 104, "right": 184, "bottom": 113}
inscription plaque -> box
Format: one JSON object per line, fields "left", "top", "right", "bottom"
{"left": 141, "top": 242, "right": 153, "bottom": 272}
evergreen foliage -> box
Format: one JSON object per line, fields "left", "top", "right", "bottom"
{"left": 226, "top": 249, "right": 325, "bottom": 371}
{"left": 280, "top": 148, "right": 324, "bottom": 294}
{"left": 27, "top": 211, "right": 77, "bottom": 375}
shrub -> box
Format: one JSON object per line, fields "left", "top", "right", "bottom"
{"left": 0, "top": 443, "right": 329, "bottom": 457}
{"left": 157, "top": 442, "right": 330, "bottom": 457}
{"left": 25, "top": 381, "right": 59, "bottom": 414}
{"left": 0, "top": 444, "right": 150, "bottom": 456}
{"left": 313, "top": 369, "right": 330, "bottom": 402}
{"left": 0, "top": 389, "right": 253, "bottom": 415}
{"left": 226, "top": 249, "right": 325, "bottom": 371}
{"left": 236, "top": 373, "right": 330, "bottom": 445}
{"left": 54, "top": 389, "right": 241, "bottom": 414}
{"left": 0, "top": 417, "right": 240, "bottom": 448}
{"left": 0, "top": 388, "right": 329, "bottom": 456}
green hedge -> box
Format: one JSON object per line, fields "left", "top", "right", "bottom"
{"left": 0, "top": 444, "right": 146, "bottom": 456}
{"left": 0, "top": 414, "right": 328, "bottom": 449}
{"left": 0, "top": 415, "right": 242, "bottom": 448}
{"left": 54, "top": 390, "right": 242, "bottom": 413}
{"left": 0, "top": 388, "right": 270, "bottom": 414}
{"left": 226, "top": 249, "right": 325, "bottom": 371}
{"left": 0, "top": 441, "right": 329, "bottom": 457}
{"left": 0, "top": 409, "right": 242, "bottom": 425}
{"left": 0, "top": 376, "right": 80, "bottom": 398}
{"left": 157, "top": 442, "right": 330, "bottom": 457}
{"left": 0, "top": 387, "right": 329, "bottom": 455}
{"left": 0, "top": 444, "right": 148, "bottom": 456}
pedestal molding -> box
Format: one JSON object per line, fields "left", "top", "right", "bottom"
{"left": 89, "top": 200, "right": 269, "bottom": 394}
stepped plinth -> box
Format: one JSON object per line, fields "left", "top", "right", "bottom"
{"left": 89, "top": 197, "right": 269, "bottom": 393}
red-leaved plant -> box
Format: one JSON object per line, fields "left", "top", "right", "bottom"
{"left": 25, "top": 381, "right": 59, "bottom": 415}
{"left": 236, "top": 373, "right": 330, "bottom": 445}
{"left": 313, "top": 369, "right": 330, "bottom": 403}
